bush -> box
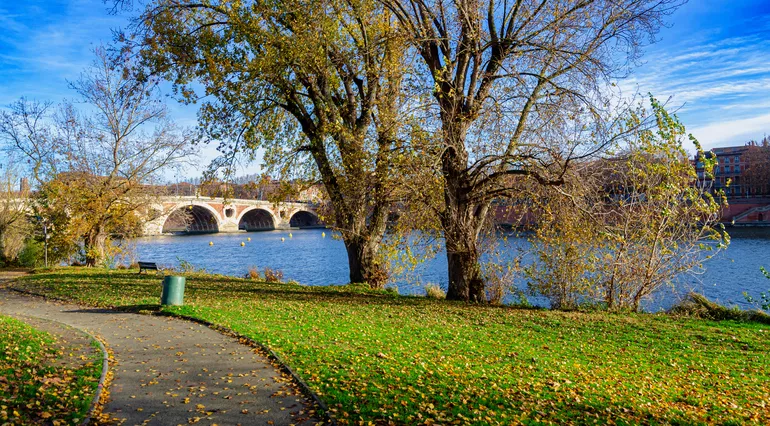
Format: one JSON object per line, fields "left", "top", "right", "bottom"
{"left": 17, "top": 239, "right": 44, "bottom": 268}
{"left": 174, "top": 257, "right": 204, "bottom": 273}
{"left": 526, "top": 100, "right": 727, "bottom": 312}
{"left": 245, "top": 266, "right": 261, "bottom": 280}
{"left": 425, "top": 284, "right": 446, "bottom": 299}
{"left": 0, "top": 222, "right": 30, "bottom": 265}
{"left": 245, "top": 266, "right": 285, "bottom": 283}
{"left": 263, "top": 267, "right": 284, "bottom": 283}
{"left": 670, "top": 292, "right": 770, "bottom": 325}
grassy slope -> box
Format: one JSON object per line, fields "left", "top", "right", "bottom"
{"left": 0, "top": 314, "right": 101, "bottom": 425}
{"left": 14, "top": 268, "right": 770, "bottom": 425}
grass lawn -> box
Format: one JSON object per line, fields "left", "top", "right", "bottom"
{"left": 12, "top": 267, "right": 770, "bottom": 425}
{"left": 0, "top": 313, "right": 101, "bottom": 425}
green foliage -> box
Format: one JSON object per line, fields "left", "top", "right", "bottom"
{"left": 0, "top": 315, "right": 101, "bottom": 425}
{"left": 17, "top": 239, "right": 44, "bottom": 268}
{"left": 14, "top": 268, "right": 770, "bottom": 425}
{"left": 129, "top": 0, "right": 410, "bottom": 287}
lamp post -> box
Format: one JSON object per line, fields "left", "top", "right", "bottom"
{"left": 35, "top": 216, "right": 50, "bottom": 268}
{"left": 43, "top": 223, "right": 48, "bottom": 268}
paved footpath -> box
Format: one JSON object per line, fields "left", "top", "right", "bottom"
{"left": 0, "top": 273, "right": 319, "bottom": 426}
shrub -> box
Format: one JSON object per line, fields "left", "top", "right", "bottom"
{"left": 245, "top": 266, "right": 285, "bottom": 283}
{"left": 245, "top": 266, "right": 261, "bottom": 280}
{"left": 525, "top": 195, "right": 600, "bottom": 310}
{"left": 262, "top": 267, "right": 284, "bottom": 283}
{"left": 670, "top": 292, "right": 770, "bottom": 325}
{"left": 484, "top": 259, "right": 518, "bottom": 305}
{"left": 17, "top": 239, "right": 44, "bottom": 268}
{"left": 425, "top": 284, "right": 446, "bottom": 299}
{"left": 526, "top": 99, "right": 727, "bottom": 312}
{"left": 175, "top": 257, "right": 205, "bottom": 273}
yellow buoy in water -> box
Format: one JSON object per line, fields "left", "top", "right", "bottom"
{"left": 281, "top": 237, "right": 285, "bottom": 242}
{"left": 209, "top": 241, "right": 213, "bottom": 246}
{"left": 247, "top": 237, "right": 251, "bottom": 242}
{"left": 322, "top": 232, "right": 326, "bottom": 238}
{"left": 289, "top": 233, "right": 293, "bottom": 238}
{"left": 240, "top": 242, "right": 245, "bottom": 247}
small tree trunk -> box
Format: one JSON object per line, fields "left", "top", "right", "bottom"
{"left": 84, "top": 229, "right": 107, "bottom": 267}
{"left": 0, "top": 224, "right": 7, "bottom": 263}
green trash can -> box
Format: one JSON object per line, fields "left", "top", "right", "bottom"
{"left": 161, "top": 276, "right": 186, "bottom": 306}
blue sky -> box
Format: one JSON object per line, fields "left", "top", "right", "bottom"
{"left": 1, "top": 0, "right": 770, "bottom": 175}
{"left": 625, "top": 0, "right": 770, "bottom": 149}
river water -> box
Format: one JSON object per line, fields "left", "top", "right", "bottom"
{"left": 133, "top": 227, "right": 770, "bottom": 312}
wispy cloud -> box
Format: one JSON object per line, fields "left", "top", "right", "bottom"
{"left": 690, "top": 113, "right": 770, "bottom": 146}
{"left": 623, "top": 4, "right": 770, "bottom": 150}
{"left": 0, "top": 1, "right": 209, "bottom": 179}
{"left": 0, "top": 2, "right": 125, "bottom": 104}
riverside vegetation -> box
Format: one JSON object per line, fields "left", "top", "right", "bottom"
{"left": 12, "top": 268, "right": 770, "bottom": 425}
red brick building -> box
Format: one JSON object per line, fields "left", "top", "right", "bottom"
{"left": 694, "top": 146, "right": 749, "bottom": 197}
{"left": 694, "top": 145, "right": 770, "bottom": 224}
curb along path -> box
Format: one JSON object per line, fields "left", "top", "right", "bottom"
{"left": 0, "top": 278, "right": 318, "bottom": 426}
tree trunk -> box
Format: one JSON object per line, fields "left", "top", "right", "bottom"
{"left": 446, "top": 249, "right": 485, "bottom": 302}
{"left": 442, "top": 142, "right": 486, "bottom": 302}
{"left": 84, "top": 229, "right": 107, "bottom": 267}
{"left": 344, "top": 235, "right": 386, "bottom": 288}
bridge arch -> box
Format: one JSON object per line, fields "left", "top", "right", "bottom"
{"left": 289, "top": 209, "right": 320, "bottom": 228}
{"left": 237, "top": 207, "right": 277, "bottom": 232}
{"left": 162, "top": 202, "right": 221, "bottom": 234}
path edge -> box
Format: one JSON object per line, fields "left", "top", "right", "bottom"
{"left": 7, "top": 286, "right": 336, "bottom": 426}
{"left": 79, "top": 327, "right": 110, "bottom": 426}
{"left": 0, "top": 296, "right": 110, "bottom": 426}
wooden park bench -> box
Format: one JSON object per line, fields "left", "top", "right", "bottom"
{"left": 138, "top": 261, "right": 159, "bottom": 274}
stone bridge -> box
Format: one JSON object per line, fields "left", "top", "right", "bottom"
{"left": 143, "top": 196, "right": 322, "bottom": 235}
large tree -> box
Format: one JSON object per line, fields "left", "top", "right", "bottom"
{"left": 124, "top": 0, "right": 409, "bottom": 286}
{"left": 0, "top": 49, "right": 193, "bottom": 266}
{"left": 381, "top": 0, "right": 684, "bottom": 301}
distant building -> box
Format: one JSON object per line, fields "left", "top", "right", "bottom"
{"left": 694, "top": 146, "right": 750, "bottom": 197}
{"left": 19, "top": 177, "right": 29, "bottom": 194}
{"left": 694, "top": 144, "right": 770, "bottom": 224}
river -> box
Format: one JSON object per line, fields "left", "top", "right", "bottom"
{"left": 132, "top": 227, "right": 770, "bottom": 312}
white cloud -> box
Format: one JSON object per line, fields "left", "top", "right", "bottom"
{"left": 689, "top": 112, "right": 770, "bottom": 149}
